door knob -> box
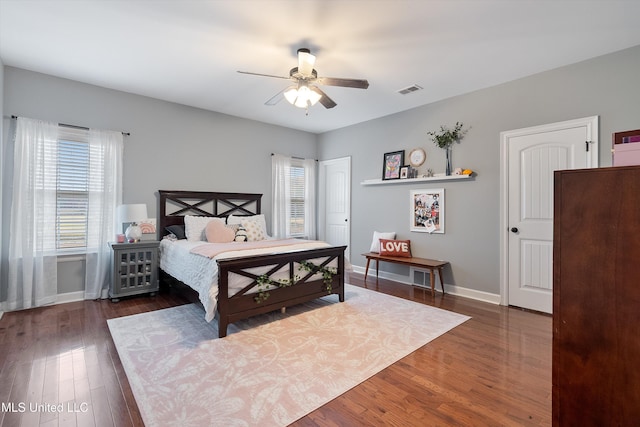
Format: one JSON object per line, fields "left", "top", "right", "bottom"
{"left": 510, "top": 227, "right": 519, "bottom": 233}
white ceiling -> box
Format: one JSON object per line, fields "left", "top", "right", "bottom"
{"left": 2, "top": 0, "right": 640, "bottom": 134}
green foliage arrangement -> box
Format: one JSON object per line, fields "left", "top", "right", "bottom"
{"left": 299, "top": 261, "right": 337, "bottom": 294}
{"left": 427, "top": 122, "right": 468, "bottom": 149}
{"left": 253, "top": 261, "right": 337, "bottom": 303}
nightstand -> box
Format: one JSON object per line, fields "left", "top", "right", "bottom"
{"left": 109, "top": 241, "right": 160, "bottom": 302}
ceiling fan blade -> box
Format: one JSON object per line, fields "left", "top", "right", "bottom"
{"left": 237, "top": 70, "right": 292, "bottom": 80}
{"left": 264, "top": 87, "right": 286, "bottom": 106}
{"left": 297, "top": 48, "right": 316, "bottom": 78}
{"left": 311, "top": 86, "right": 337, "bottom": 109}
{"left": 316, "top": 77, "right": 369, "bottom": 89}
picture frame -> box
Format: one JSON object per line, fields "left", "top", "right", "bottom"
{"left": 382, "top": 150, "right": 404, "bottom": 180}
{"left": 613, "top": 129, "right": 640, "bottom": 145}
{"left": 410, "top": 188, "right": 444, "bottom": 233}
{"left": 613, "top": 129, "right": 640, "bottom": 166}
{"left": 139, "top": 218, "right": 157, "bottom": 240}
{"left": 400, "top": 165, "right": 409, "bottom": 179}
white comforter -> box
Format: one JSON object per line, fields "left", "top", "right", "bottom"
{"left": 159, "top": 238, "right": 346, "bottom": 322}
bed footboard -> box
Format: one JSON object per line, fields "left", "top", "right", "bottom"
{"left": 216, "top": 245, "right": 346, "bottom": 338}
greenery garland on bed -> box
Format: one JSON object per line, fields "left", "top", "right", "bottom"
{"left": 254, "top": 261, "right": 337, "bottom": 304}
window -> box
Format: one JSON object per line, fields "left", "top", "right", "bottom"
{"left": 56, "top": 138, "right": 90, "bottom": 249}
{"left": 272, "top": 154, "right": 316, "bottom": 239}
{"left": 35, "top": 126, "right": 114, "bottom": 253}
{"left": 288, "top": 163, "right": 306, "bottom": 236}
{"left": 8, "top": 116, "right": 123, "bottom": 308}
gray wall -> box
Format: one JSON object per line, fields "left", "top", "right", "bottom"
{"left": 3, "top": 44, "right": 639, "bottom": 300}
{"left": 318, "top": 44, "right": 640, "bottom": 296}
{"left": 2, "top": 67, "right": 316, "bottom": 294}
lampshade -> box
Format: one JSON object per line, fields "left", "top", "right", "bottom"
{"left": 284, "top": 83, "right": 322, "bottom": 109}
{"left": 117, "top": 204, "right": 148, "bottom": 242}
{"left": 117, "top": 203, "right": 148, "bottom": 223}
{"left": 297, "top": 50, "right": 316, "bottom": 77}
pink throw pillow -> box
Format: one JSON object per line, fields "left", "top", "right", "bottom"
{"left": 205, "top": 220, "right": 236, "bottom": 243}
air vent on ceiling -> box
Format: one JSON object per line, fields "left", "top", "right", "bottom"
{"left": 397, "top": 84, "right": 423, "bottom": 95}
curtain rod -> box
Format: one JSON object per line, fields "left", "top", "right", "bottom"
{"left": 271, "top": 152, "right": 318, "bottom": 162}
{"left": 11, "top": 115, "right": 130, "bottom": 136}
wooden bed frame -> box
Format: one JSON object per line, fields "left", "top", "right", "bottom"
{"left": 157, "top": 190, "right": 346, "bottom": 337}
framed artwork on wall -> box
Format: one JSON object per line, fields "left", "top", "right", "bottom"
{"left": 410, "top": 188, "right": 444, "bottom": 234}
{"left": 382, "top": 150, "right": 404, "bottom": 180}
{"left": 613, "top": 129, "right": 640, "bottom": 166}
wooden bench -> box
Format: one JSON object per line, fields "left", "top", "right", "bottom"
{"left": 362, "top": 252, "right": 449, "bottom": 296}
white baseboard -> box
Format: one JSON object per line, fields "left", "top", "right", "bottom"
{"left": 350, "top": 264, "right": 501, "bottom": 305}
{"left": 56, "top": 291, "right": 85, "bottom": 305}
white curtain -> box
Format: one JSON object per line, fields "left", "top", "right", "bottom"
{"left": 5, "top": 118, "right": 123, "bottom": 311}
{"left": 272, "top": 154, "right": 291, "bottom": 238}
{"left": 6, "top": 118, "right": 60, "bottom": 310}
{"left": 271, "top": 154, "right": 316, "bottom": 239}
{"left": 84, "top": 129, "right": 123, "bottom": 299}
{"left": 302, "top": 157, "right": 317, "bottom": 240}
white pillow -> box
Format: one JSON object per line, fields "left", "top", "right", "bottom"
{"left": 241, "top": 219, "right": 267, "bottom": 242}
{"left": 370, "top": 231, "right": 396, "bottom": 253}
{"left": 227, "top": 214, "right": 269, "bottom": 240}
{"left": 184, "top": 215, "right": 224, "bottom": 241}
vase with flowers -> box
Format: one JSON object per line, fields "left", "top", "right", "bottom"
{"left": 427, "top": 122, "right": 468, "bottom": 175}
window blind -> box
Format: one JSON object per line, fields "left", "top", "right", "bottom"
{"left": 288, "top": 164, "right": 305, "bottom": 236}
{"left": 56, "top": 139, "right": 90, "bottom": 249}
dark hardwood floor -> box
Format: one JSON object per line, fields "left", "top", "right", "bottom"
{"left": 0, "top": 274, "right": 551, "bottom": 426}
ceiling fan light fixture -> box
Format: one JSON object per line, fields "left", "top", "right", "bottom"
{"left": 238, "top": 47, "right": 367, "bottom": 110}
{"left": 298, "top": 50, "right": 316, "bottom": 77}
{"left": 284, "top": 84, "right": 322, "bottom": 109}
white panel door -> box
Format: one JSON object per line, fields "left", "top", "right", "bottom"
{"left": 502, "top": 117, "right": 598, "bottom": 313}
{"left": 319, "top": 157, "right": 351, "bottom": 260}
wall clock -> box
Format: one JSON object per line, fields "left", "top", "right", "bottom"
{"left": 409, "top": 148, "right": 426, "bottom": 167}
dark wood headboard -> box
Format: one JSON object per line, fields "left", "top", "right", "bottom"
{"left": 157, "top": 190, "right": 262, "bottom": 239}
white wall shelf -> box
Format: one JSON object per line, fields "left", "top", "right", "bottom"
{"left": 361, "top": 174, "right": 472, "bottom": 186}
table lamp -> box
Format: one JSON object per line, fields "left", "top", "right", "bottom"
{"left": 117, "top": 203, "right": 148, "bottom": 242}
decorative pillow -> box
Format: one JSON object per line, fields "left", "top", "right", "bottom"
{"left": 234, "top": 225, "right": 248, "bottom": 242}
{"left": 369, "top": 231, "right": 396, "bottom": 253}
{"left": 241, "top": 219, "right": 267, "bottom": 242}
{"left": 379, "top": 239, "right": 412, "bottom": 257}
{"left": 184, "top": 215, "right": 224, "bottom": 241}
{"left": 205, "top": 220, "right": 236, "bottom": 243}
{"left": 228, "top": 214, "right": 268, "bottom": 240}
{"left": 165, "top": 224, "right": 186, "bottom": 240}
{"left": 225, "top": 223, "right": 240, "bottom": 234}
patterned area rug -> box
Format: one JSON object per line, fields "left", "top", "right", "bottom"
{"left": 108, "top": 285, "right": 469, "bottom": 426}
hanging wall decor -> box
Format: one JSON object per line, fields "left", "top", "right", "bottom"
{"left": 382, "top": 150, "right": 404, "bottom": 180}
{"left": 410, "top": 188, "right": 444, "bottom": 234}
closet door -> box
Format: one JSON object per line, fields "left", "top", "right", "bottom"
{"left": 318, "top": 157, "right": 351, "bottom": 260}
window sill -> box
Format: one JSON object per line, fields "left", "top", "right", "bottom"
{"left": 57, "top": 254, "right": 86, "bottom": 263}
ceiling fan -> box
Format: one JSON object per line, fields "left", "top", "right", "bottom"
{"left": 237, "top": 48, "right": 369, "bottom": 110}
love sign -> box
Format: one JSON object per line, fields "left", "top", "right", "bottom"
{"left": 378, "top": 239, "right": 412, "bottom": 257}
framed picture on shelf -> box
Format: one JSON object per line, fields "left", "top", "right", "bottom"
{"left": 613, "top": 129, "right": 640, "bottom": 166}
{"left": 613, "top": 129, "right": 640, "bottom": 145}
{"left": 139, "top": 218, "right": 157, "bottom": 240}
{"left": 400, "top": 166, "right": 409, "bottom": 179}
{"left": 410, "top": 188, "right": 444, "bottom": 234}
{"left": 382, "top": 150, "right": 404, "bottom": 180}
